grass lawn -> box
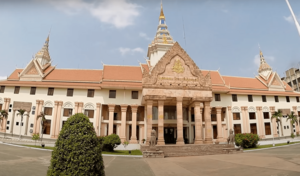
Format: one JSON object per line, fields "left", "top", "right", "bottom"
{"left": 22, "top": 145, "right": 142, "bottom": 155}
{"left": 244, "top": 141, "right": 300, "bottom": 150}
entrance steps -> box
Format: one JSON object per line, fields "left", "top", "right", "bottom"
{"left": 141, "top": 144, "right": 242, "bottom": 157}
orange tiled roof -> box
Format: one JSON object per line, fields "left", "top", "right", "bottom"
{"left": 202, "top": 70, "right": 224, "bottom": 85}
{"left": 228, "top": 89, "right": 300, "bottom": 96}
{"left": 222, "top": 76, "right": 268, "bottom": 90}
{"left": 44, "top": 69, "right": 102, "bottom": 82}
{"left": 141, "top": 64, "right": 149, "bottom": 72}
{"left": 8, "top": 69, "right": 22, "bottom": 80}
{"left": 102, "top": 65, "right": 142, "bottom": 81}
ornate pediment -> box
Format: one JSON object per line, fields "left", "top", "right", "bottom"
{"left": 142, "top": 42, "right": 211, "bottom": 90}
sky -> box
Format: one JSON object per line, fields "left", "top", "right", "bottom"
{"left": 0, "top": 0, "right": 300, "bottom": 80}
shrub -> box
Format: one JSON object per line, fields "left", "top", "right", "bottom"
{"left": 235, "top": 133, "right": 259, "bottom": 148}
{"left": 296, "top": 132, "right": 299, "bottom": 137}
{"left": 32, "top": 133, "right": 39, "bottom": 146}
{"left": 291, "top": 133, "right": 295, "bottom": 139}
{"left": 47, "top": 113, "right": 105, "bottom": 176}
{"left": 102, "top": 134, "right": 121, "bottom": 151}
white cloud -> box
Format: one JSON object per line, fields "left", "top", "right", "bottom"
{"left": 119, "top": 47, "right": 144, "bottom": 55}
{"left": 49, "top": 0, "right": 140, "bottom": 28}
{"left": 139, "top": 32, "right": 151, "bottom": 40}
{"left": 284, "top": 14, "right": 300, "bottom": 24}
{"left": 253, "top": 54, "right": 275, "bottom": 67}
{"left": 0, "top": 76, "right": 7, "bottom": 80}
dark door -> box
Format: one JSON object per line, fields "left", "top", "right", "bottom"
{"left": 137, "top": 125, "right": 139, "bottom": 141}
{"left": 113, "top": 125, "right": 117, "bottom": 134}
{"left": 129, "top": 125, "right": 132, "bottom": 140}
{"left": 213, "top": 125, "right": 218, "bottom": 139}
{"left": 164, "top": 127, "right": 176, "bottom": 144}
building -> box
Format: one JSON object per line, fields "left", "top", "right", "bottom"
{"left": 282, "top": 68, "right": 300, "bottom": 92}
{"left": 0, "top": 5, "right": 300, "bottom": 146}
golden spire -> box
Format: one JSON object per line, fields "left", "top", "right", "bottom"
{"left": 159, "top": 1, "right": 165, "bottom": 19}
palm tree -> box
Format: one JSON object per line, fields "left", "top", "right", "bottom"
{"left": 286, "top": 111, "right": 298, "bottom": 134}
{"left": 17, "top": 109, "right": 28, "bottom": 140}
{"left": 37, "top": 111, "right": 47, "bottom": 142}
{"left": 0, "top": 110, "right": 9, "bottom": 139}
{"left": 272, "top": 110, "right": 284, "bottom": 137}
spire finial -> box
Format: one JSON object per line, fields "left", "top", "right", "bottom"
{"left": 159, "top": 0, "right": 165, "bottom": 19}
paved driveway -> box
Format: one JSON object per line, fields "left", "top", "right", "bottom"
{"left": 1, "top": 143, "right": 300, "bottom": 176}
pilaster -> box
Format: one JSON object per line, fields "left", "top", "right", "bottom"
{"left": 130, "top": 105, "right": 139, "bottom": 144}
{"left": 176, "top": 97, "right": 184, "bottom": 145}
{"left": 194, "top": 102, "right": 203, "bottom": 144}
{"left": 146, "top": 100, "right": 153, "bottom": 143}
{"left": 120, "top": 104, "right": 128, "bottom": 142}
{"left": 157, "top": 101, "right": 165, "bottom": 145}
{"left": 216, "top": 106, "right": 222, "bottom": 140}
{"left": 108, "top": 104, "right": 115, "bottom": 135}
{"left": 204, "top": 101, "right": 213, "bottom": 144}
{"left": 270, "top": 106, "right": 278, "bottom": 137}
{"left": 51, "top": 101, "right": 59, "bottom": 138}
{"left": 95, "top": 103, "right": 101, "bottom": 136}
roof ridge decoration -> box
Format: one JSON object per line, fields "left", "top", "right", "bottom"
{"left": 258, "top": 49, "right": 272, "bottom": 79}
{"left": 142, "top": 42, "right": 212, "bottom": 90}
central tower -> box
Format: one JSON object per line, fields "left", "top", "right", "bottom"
{"left": 147, "top": 3, "right": 175, "bottom": 67}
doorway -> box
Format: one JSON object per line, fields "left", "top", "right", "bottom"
{"left": 213, "top": 125, "right": 218, "bottom": 139}
{"left": 164, "top": 127, "right": 176, "bottom": 144}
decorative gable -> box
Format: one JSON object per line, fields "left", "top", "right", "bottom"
{"left": 26, "top": 65, "right": 39, "bottom": 75}
{"left": 142, "top": 42, "right": 211, "bottom": 91}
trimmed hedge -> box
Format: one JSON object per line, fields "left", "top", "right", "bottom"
{"left": 47, "top": 113, "right": 105, "bottom": 176}
{"left": 235, "top": 133, "right": 259, "bottom": 148}
{"left": 99, "top": 134, "right": 121, "bottom": 151}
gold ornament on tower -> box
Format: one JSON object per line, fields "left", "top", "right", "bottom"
{"left": 172, "top": 59, "right": 184, "bottom": 73}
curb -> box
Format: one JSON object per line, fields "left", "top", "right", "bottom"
{"left": 0, "top": 142, "right": 143, "bottom": 157}
{"left": 244, "top": 142, "right": 300, "bottom": 152}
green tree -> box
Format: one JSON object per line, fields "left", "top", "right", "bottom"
{"left": 272, "top": 110, "right": 284, "bottom": 137}
{"left": 17, "top": 109, "right": 29, "bottom": 140}
{"left": 32, "top": 133, "right": 40, "bottom": 146}
{"left": 287, "top": 111, "right": 298, "bottom": 134}
{"left": 0, "top": 110, "right": 8, "bottom": 138}
{"left": 37, "top": 111, "right": 47, "bottom": 142}
{"left": 47, "top": 113, "right": 105, "bottom": 176}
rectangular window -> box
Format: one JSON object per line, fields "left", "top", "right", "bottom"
{"left": 6, "top": 126, "right": 9, "bottom": 130}
{"left": 67, "top": 89, "right": 74, "bottom": 97}
{"left": 7, "top": 121, "right": 10, "bottom": 125}
{"left": 44, "top": 107, "right": 53, "bottom": 116}
{"left": 47, "top": 88, "right": 54, "bottom": 96}
{"left": 14, "top": 86, "right": 20, "bottom": 94}
{"left": 0, "top": 86, "right": 5, "bottom": 93}
{"left": 87, "top": 89, "right": 95, "bottom": 97}
{"left": 30, "top": 87, "right": 36, "bottom": 95}
{"left": 215, "top": 94, "right": 221, "bottom": 101}
{"left": 84, "top": 110, "right": 94, "bottom": 118}
{"left": 233, "top": 113, "right": 240, "bottom": 120}
{"left": 297, "top": 97, "right": 300, "bottom": 103}
{"left": 275, "top": 96, "right": 279, "bottom": 102}
{"left": 132, "top": 91, "right": 138, "bottom": 99}
{"left": 232, "top": 94, "right": 238, "bottom": 102}
{"left": 286, "top": 96, "right": 290, "bottom": 103}
{"left": 234, "top": 124, "right": 241, "bottom": 134}
{"left": 16, "top": 122, "right": 19, "bottom": 126}
{"left": 63, "top": 109, "right": 73, "bottom": 117}
{"left": 262, "top": 95, "right": 267, "bottom": 102}
{"left": 248, "top": 95, "right": 253, "bottom": 102}
{"left": 43, "top": 120, "right": 51, "bottom": 135}
{"left": 109, "top": 90, "right": 116, "bottom": 98}
{"left": 265, "top": 123, "right": 271, "bottom": 135}
{"left": 263, "top": 112, "right": 269, "bottom": 119}
{"left": 249, "top": 112, "right": 256, "bottom": 120}
{"left": 30, "top": 124, "right": 34, "bottom": 128}
{"left": 211, "top": 114, "right": 217, "bottom": 121}
{"left": 250, "top": 123, "right": 257, "bottom": 134}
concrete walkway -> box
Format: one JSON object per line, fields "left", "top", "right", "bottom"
{"left": 1, "top": 142, "right": 300, "bottom": 175}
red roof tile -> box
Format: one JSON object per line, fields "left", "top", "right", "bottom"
{"left": 103, "top": 65, "right": 142, "bottom": 81}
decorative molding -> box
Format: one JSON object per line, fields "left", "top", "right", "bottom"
{"left": 248, "top": 106, "right": 256, "bottom": 112}
{"left": 142, "top": 42, "right": 212, "bottom": 91}
{"left": 44, "top": 101, "right": 53, "bottom": 107}
{"left": 232, "top": 106, "right": 240, "bottom": 112}
{"left": 84, "top": 102, "right": 95, "bottom": 110}
{"left": 63, "top": 101, "right": 73, "bottom": 108}
{"left": 262, "top": 106, "right": 269, "bottom": 112}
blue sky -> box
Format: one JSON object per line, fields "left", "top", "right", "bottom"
{"left": 0, "top": 0, "right": 300, "bottom": 79}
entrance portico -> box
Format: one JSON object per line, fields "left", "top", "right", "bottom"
{"left": 142, "top": 42, "right": 214, "bottom": 145}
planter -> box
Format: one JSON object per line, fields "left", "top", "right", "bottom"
{"left": 41, "top": 144, "right": 45, "bottom": 148}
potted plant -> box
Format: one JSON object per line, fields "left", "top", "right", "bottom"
{"left": 142, "top": 139, "right": 145, "bottom": 144}
{"left": 41, "top": 142, "right": 45, "bottom": 148}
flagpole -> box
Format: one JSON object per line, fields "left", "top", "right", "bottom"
{"left": 286, "top": 0, "right": 300, "bottom": 37}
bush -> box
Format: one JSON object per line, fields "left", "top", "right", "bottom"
{"left": 296, "top": 132, "right": 299, "bottom": 137}
{"left": 32, "top": 133, "right": 39, "bottom": 146}
{"left": 291, "top": 133, "right": 295, "bottom": 139}
{"left": 47, "top": 113, "right": 105, "bottom": 176}
{"left": 102, "top": 134, "right": 121, "bottom": 151}
{"left": 235, "top": 133, "right": 259, "bottom": 148}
